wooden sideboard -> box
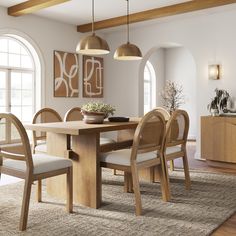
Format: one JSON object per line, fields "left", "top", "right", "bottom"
{"left": 201, "top": 116, "right": 236, "bottom": 168}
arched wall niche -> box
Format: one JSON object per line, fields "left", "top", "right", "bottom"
{"left": 139, "top": 42, "right": 197, "bottom": 139}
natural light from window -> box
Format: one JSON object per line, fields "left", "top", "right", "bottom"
{"left": 0, "top": 36, "right": 35, "bottom": 143}
{"left": 144, "top": 60, "right": 156, "bottom": 114}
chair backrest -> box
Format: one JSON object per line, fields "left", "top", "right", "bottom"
{"left": 0, "top": 113, "right": 33, "bottom": 170}
{"left": 154, "top": 107, "right": 170, "bottom": 121}
{"left": 130, "top": 110, "right": 166, "bottom": 162}
{"left": 32, "top": 108, "right": 62, "bottom": 148}
{"left": 64, "top": 107, "right": 83, "bottom": 121}
{"left": 165, "top": 109, "right": 189, "bottom": 147}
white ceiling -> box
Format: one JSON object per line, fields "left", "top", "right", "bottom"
{"left": 0, "top": 0, "right": 191, "bottom": 25}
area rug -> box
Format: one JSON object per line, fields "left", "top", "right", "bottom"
{"left": 1, "top": 169, "right": 236, "bottom": 236}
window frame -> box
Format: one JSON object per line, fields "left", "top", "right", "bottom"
{"left": 143, "top": 60, "right": 156, "bottom": 114}
{"left": 0, "top": 36, "right": 36, "bottom": 144}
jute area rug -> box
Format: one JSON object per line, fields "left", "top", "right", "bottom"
{"left": 1, "top": 169, "right": 236, "bottom": 236}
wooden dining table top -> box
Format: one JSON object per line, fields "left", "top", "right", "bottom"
{"left": 24, "top": 118, "right": 141, "bottom": 135}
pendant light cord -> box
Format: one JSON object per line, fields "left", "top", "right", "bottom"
{"left": 127, "top": 0, "right": 129, "bottom": 43}
{"left": 92, "top": 0, "right": 95, "bottom": 35}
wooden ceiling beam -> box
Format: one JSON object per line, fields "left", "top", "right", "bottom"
{"left": 77, "top": 0, "right": 236, "bottom": 33}
{"left": 8, "top": 0, "right": 71, "bottom": 16}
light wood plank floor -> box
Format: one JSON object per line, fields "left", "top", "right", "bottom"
{"left": 174, "top": 141, "right": 236, "bottom": 236}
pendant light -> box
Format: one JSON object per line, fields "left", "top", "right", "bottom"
{"left": 114, "top": 0, "right": 142, "bottom": 60}
{"left": 76, "top": 0, "right": 110, "bottom": 55}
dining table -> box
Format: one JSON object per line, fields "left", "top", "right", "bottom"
{"left": 25, "top": 119, "right": 140, "bottom": 209}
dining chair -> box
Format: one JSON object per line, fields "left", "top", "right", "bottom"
{"left": 100, "top": 110, "right": 170, "bottom": 215}
{"left": 0, "top": 113, "right": 73, "bottom": 231}
{"left": 64, "top": 107, "right": 83, "bottom": 122}
{"left": 32, "top": 108, "right": 62, "bottom": 154}
{"left": 154, "top": 106, "right": 170, "bottom": 121}
{"left": 163, "top": 109, "right": 191, "bottom": 190}
{"left": 154, "top": 107, "right": 175, "bottom": 171}
{"left": 64, "top": 107, "right": 115, "bottom": 145}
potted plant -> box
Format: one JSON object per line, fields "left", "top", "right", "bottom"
{"left": 160, "top": 80, "right": 185, "bottom": 114}
{"left": 207, "top": 88, "right": 230, "bottom": 116}
{"left": 81, "top": 102, "right": 115, "bottom": 124}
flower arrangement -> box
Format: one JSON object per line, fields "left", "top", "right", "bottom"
{"left": 161, "top": 80, "right": 185, "bottom": 113}
{"left": 207, "top": 88, "right": 230, "bottom": 115}
{"left": 81, "top": 102, "right": 115, "bottom": 119}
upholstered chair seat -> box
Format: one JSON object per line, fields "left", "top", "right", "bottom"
{"left": 3, "top": 154, "right": 72, "bottom": 175}
{"left": 101, "top": 149, "right": 158, "bottom": 166}
{"left": 34, "top": 142, "right": 47, "bottom": 153}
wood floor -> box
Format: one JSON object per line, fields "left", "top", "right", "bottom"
{"left": 175, "top": 141, "right": 236, "bottom": 236}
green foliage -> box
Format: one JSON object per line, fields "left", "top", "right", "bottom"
{"left": 81, "top": 102, "right": 115, "bottom": 117}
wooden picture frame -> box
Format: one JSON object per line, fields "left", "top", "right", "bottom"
{"left": 83, "top": 55, "right": 104, "bottom": 98}
{"left": 54, "top": 50, "right": 79, "bottom": 97}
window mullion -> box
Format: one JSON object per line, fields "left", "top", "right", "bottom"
{"left": 6, "top": 69, "right": 11, "bottom": 143}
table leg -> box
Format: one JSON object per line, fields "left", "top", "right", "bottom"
{"left": 46, "top": 133, "right": 69, "bottom": 200}
{"left": 46, "top": 132, "right": 101, "bottom": 208}
{"left": 72, "top": 133, "right": 101, "bottom": 208}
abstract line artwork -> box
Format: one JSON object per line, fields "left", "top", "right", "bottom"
{"left": 83, "top": 55, "right": 103, "bottom": 98}
{"left": 54, "top": 50, "right": 79, "bottom": 97}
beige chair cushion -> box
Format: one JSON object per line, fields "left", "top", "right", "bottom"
{"left": 100, "top": 137, "right": 115, "bottom": 145}
{"left": 3, "top": 154, "right": 72, "bottom": 175}
{"left": 165, "top": 146, "right": 182, "bottom": 155}
{"left": 100, "top": 149, "right": 158, "bottom": 166}
{"left": 35, "top": 142, "right": 47, "bottom": 153}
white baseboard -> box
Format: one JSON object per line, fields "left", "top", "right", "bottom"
{"left": 194, "top": 151, "right": 206, "bottom": 160}
{"left": 188, "top": 134, "right": 196, "bottom": 140}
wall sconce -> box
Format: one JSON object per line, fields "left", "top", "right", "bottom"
{"left": 209, "top": 64, "right": 220, "bottom": 80}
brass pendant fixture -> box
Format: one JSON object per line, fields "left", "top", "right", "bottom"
{"left": 76, "top": 0, "right": 110, "bottom": 55}
{"left": 114, "top": 0, "right": 142, "bottom": 60}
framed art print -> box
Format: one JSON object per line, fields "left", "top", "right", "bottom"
{"left": 83, "top": 55, "right": 103, "bottom": 98}
{"left": 54, "top": 50, "right": 79, "bottom": 97}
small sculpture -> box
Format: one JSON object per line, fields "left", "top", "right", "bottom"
{"left": 207, "top": 88, "right": 230, "bottom": 116}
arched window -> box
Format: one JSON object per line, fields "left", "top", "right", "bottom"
{"left": 144, "top": 61, "right": 156, "bottom": 114}
{"left": 0, "top": 36, "right": 37, "bottom": 143}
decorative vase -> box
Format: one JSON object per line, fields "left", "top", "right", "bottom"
{"left": 81, "top": 110, "right": 106, "bottom": 124}
{"left": 210, "top": 108, "right": 219, "bottom": 116}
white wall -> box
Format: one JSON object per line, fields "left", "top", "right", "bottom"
{"left": 0, "top": 6, "right": 105, "bottom": 118}
{"left": 148, "top": 48, "right": 165, "bottom": 107}
{"left": 104, "top": 6, "right": 236, "bottom": 158}
{"left": 165, "top": 47, "right": 196, "bottom": 139}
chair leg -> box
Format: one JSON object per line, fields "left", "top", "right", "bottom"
{"left": 66, "top": 167, "right": 73, "bottom": 213}
{"left": 124, "top": 172, "right": 133, "bottom": 193}
{"left": 128, "top": 173, "right": 133, "bottom": 193}
{"left": 131, "top": 165, "right": 142, "bottom": 216}
{"left": 19, "top": 177, "right": 32, "bottom": 231}
{"left": 182, "top": 153, "right": 191, "bottom": 190}
{"left": 159, "top": 155, "right": 171, "bottom": 202}
{"left": 169, "top": 160, "right": 174, "bottom": 172}
{"left": 36, "top": 180, "right": 42, "bottom": 202}
{"left": 124, "top": 172, "right": 129, "bottom": 193}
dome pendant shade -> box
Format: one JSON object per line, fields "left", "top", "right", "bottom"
{"left": 76, "top": 33, "right": 110, "bottom": 55}
{"left": 76, "top": 0, "right": 110, "bottom": 55}
{"left": 114, "top": 0, "right": 142, "bottom": 61}
{"left": 114, "top": 42, "right": 142, "bottom": 60}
